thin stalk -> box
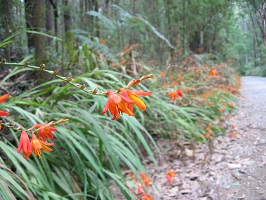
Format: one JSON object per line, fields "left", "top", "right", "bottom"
{"left": 99, "top": 138, "right": 103, "bottom": 166}
{"left": 1, "top": 61, "right": 101, "bottom": 96}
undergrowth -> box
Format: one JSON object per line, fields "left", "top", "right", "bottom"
{"left": 0, "top": 31, "right": 240, "bottom": 200}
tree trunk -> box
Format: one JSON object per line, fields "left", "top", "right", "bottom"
{"left": 253, "top": 32, "right": 257, "bottom": 64}
{"left": 46, "top": 0, "right": 55, "bottom": 46}
{"left": 93, "top": 0, "right": 100, "bottom": 37}
{"left": 182, "top": 0, "right": 186, "bottom": 55}
{"left": 25, "top": 0, "right": 35, "bottom": 49}
{"left": 1, "top": 0, "right": 13, "bottom": 60}
{"left": 33, "top": 0, "right": 47, "bottom": 82}
{"left": 64, "top": 0, "right": 72, "bottom": 32}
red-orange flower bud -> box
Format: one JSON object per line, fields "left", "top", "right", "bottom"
{"left": 34, "top": 123, "right": 57, "bottom": 141}
{"left": 17, "top": 130, "right": 32, "bottom": 157}
{"left": 0, "top": 94, "right": 10, "bottom": 116}
{"left": 140, "top": 74, "right": 153, "bottom": 81}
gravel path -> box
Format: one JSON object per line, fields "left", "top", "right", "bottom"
{"left": 112, "top": 76, "right": 266, "bottom": 200}
{"left": 145, "top": 76, "right": 266, "bottom": 200}
{"left": 216, "top": 76, "right": 266, "bottom": 200}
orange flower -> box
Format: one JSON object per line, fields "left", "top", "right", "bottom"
{"left": 205, "top": 132, "right": 211, "bottom": 138}
{"left": 34, "top": 124, "right": 57, "bottom": 141}
{"left": 112, "top": 63, "right": 118, "bottom": 67}
{"left": 17, "top": 130, "right": 32, "bottom": 157}
{"left": 171, "top": 81, "right": 177, "bottom": 86}
{"left": 167, "top": 89, "right": 183, "bottom": 100}
{"left": 99, "top": 39, "right": 105, "bottom": 44}
{"left": 129, "top": 171, "right": 138, "bottom": 181}
{"left": 167, "top": 90, "right": 178, "bottom": 100}
{"left": 218, "top": 107, "right": 224, "bottom": 112}
{"left": 125, "top": 89, "right": 152, "bottom": 111}
{"left": 206, "top": 124, "right": 213, "bottom": 131}
{"left": 120, "top": 58, "right": 127, "bottom": 65}
{"left": 24, "top": 133, "right": 54, "bottom": 159}
{"left": 102, "top": 90, "right": 135, "bottom": 120}
{"left": 160, "top": 71, "right": 165, "bottom": 78}
{"left": 0, "top": 94, "right": 10, "bottom": 116}
{"left": 139, "top": 193, "right": 152, "bottom": 200}
{"left": 176, "top": 89, "right": 183, "bottom": 97}
{"left": 140, "top": 172, "right": 152, "bottom": 186}
{"left": 209, "top": 68, "right": 218, "bottom": 76}
{"left": 166, "top": 169, "right": 176, "bottom": 183}
{"left": 229, "top": 131, "right": 238, "bottom": 138}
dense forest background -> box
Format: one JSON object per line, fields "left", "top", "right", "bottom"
{"left": 0, "top": 0, "right": 265, "bottom": 200}
{"left": 1, "top": 0, "right": 266, "bottom": 75}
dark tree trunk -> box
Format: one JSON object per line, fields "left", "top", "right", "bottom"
{"left": 1, "top": 0, "right": 13, "bottom": 61}
{"left": 33, "top": 0, "right": 47, "bottom": 82}
{"left": 79, "top": 0, "right": 84, "bottom": 29}
{"left": 64, "top": 0, "right": 72, "bottom": 32}
{"left": 46, "top": 0, "right": 55, "bottom": 46}
{"left": 25, "top": 0, "right": 35, "bottom": 49}
{"left": 93, "top": 0, "right": 100, "bottom": 37}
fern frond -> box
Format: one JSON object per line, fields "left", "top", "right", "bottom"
{"left": 111, "top": 5, "right": 175, "bottom": 49}
{"left": 86, "top": 11, "right": 117, "bottom": 31}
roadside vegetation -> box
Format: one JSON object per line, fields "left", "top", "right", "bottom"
{"left": 0, "top": 0, "right": 260, "bottom": 199}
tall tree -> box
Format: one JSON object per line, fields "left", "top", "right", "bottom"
{"left": 33, "top": 0, "right": 46, "bottom": 82}
{"left": 46, "top": 0, "right": 55, "bottom": 46}
{"left": 33, "top": 0, "right": 46, "bottom": 65}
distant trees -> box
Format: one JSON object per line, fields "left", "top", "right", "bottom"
{"left": 2, "top": 0, "right": 265, "bottom": 75}
{"left": 237, "top": 0, "right": 266, "bottom": 74}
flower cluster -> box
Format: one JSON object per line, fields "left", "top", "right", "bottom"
{"left": 129, "top": 171, "right": 153, "bottom": 200}
{"left": 166, "top": 169, "right": 176, "bottom": 183}
{"left": 166, "top": 89, "right": 183, "bottom": 100}
{"left": 127, "top": 169, "right": 176, "bottom": 199}
{"left": 209, "top": 67, "right": 218, "bottom": 76}
{"left": 102, "top": 75, "right": 153, "bottom": 120}
{"left": 16, "top": 119, "right": 68, "bottom": 159}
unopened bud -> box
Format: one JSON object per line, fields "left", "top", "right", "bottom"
{"left": 48, "top": 121, "right": 55, "bottom": 127}
{"left": 66, "top": 77, "right": 72, "bottom": 82}
{"left": 126, "top": 79, "right": 140, "bottom": 88}
{"left": 53, "top": 70, "right": 59, "bottom": 75}
{"left": 140, "top": 74, "right": 153, "bottom": 81}
{"left": 58, "top": 119, "right": 69, "bottom": 123}
{"left": 1, "top": 58, "right": 6, "bottom": 65}
{"left": 39, "top": 64, "right": 45, "bottom": 70}
{"left": 92, "top": 88, "right": 98, "bottom": 94}
{"left": 80, "top": 84, "right": 86, "bottom": 90}
{"left": 24, "top": 61, "right": 30, "bottom": 66}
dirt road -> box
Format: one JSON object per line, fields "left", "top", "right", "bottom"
{"left": 113, "top": 76, "right": 266, "bottom": 199}
{"left": 146, "top": 76, "right": 266, "bottom": 200}
{"left": 216, "top": 76, "right": 266, "bottom": 200}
